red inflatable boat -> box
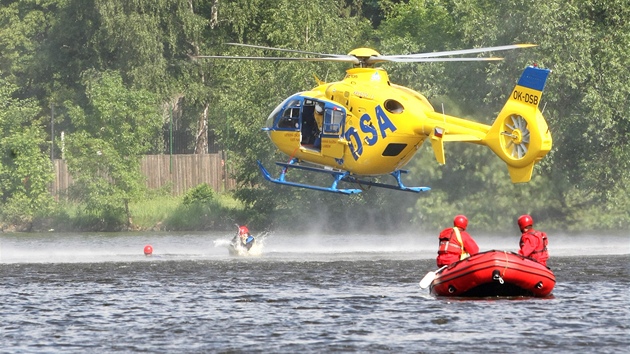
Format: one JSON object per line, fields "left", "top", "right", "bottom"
{"left": 429, "top": 250, "right": 555, "bottom": 297}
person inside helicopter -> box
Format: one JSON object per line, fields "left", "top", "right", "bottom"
{"left": 314, "top": 103, "right": 324, "bottom": 130}
{"left": 297, "top": 101, "right": 322, "bottom": 147}
{"left": 312, "top": 103, "right": 324, "bottom": 148}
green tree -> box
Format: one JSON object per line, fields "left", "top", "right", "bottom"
{"left": 64, "top": 70, "right": 162, "bottom": 230}
{"left": 525, "top": 0, "right": 630, "bottom": 229}
{"left": 0, "top": 0, "right": 59, "bottom": 94}
{"left": 0, "top": 80, "right": 55, "bottom": 228}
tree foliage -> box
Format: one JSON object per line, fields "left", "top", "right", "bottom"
{"left": 64, "top": 70, "right": 161, "bottom": 229}
{"left": 0, "top": 0, "right": 628, "bottom": 232}
{"left": 0, "top": 80, "right": 54, "bottom": 227}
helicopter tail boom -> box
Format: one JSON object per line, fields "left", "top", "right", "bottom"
{"left": 414, "top": 66, "right": 552, "bottom": 183}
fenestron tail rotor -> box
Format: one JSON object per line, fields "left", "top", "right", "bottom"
{"left": 501, "top": 114, "right": 530, "bottom": 159}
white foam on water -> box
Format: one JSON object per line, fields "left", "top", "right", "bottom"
{"left": 1, "top": 230, "right": 627, "bottom": 264}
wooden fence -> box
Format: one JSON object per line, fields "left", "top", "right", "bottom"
{"left": 51, "top": 153, "right": 236, "bottom": 197}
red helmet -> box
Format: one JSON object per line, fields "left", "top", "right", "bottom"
{"left": 517, "top": 215, "right": 533, "bottom": 231}
{"left": 453, "top": 215, "right": 468, "bottom": 230}
{"left": 238, "top": 226, "right": 249, "bottom": 235}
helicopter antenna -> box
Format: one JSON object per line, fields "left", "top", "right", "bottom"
{"left": 441, "top": 103, "right": 447, "bottom": 125}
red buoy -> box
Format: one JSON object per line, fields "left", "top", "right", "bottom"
{"left": 144, "top": 245, "right": 153, "bottom": 255}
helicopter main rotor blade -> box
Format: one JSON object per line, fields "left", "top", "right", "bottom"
{"left": 374, "top": 57, "right": 504, "bottom": 63}
{"left": 194, "top": 55, "right": 360, "bottom": 64}
{"left": 197, "top": 43, "right": 535, "bottom": 67}
{"left": 226, "top": 43, "right": 344, "bottom": 58}
{"left": 381, "top": 44, "right": 536, "bottom": 60}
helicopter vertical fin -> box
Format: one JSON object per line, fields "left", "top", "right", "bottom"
{"left": 484, "top": 65, "right": 553, "bottom": 183}
{"left": 430, "top": 127, "right": 446, "bottom": 164}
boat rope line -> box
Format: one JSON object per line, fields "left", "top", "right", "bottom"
{"left": 502, "top": 251, "right": 510, "bottom": 276}
{"left": 492, "top": 251, "right": 510, "bottom": 284}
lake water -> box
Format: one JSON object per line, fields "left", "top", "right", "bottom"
{"left": 1, "top": 231, "right": 629, "bottom": 353}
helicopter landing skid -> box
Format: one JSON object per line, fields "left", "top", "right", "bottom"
{"left": 257, "top": 160, "right": 431, "bottom": 194}
{"left": 341, "top": 170, "right": 431, "bottom": 193}
{"left": 257, "top": 160, "right": 362, "bottom": 194}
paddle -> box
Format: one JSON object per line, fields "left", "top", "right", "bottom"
{"left": 419, "top": 265, "right": 447, "bottom": 289}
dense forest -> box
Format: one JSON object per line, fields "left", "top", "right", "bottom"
{"left": 0, "top": 0, "right": 628, "bottom": 233}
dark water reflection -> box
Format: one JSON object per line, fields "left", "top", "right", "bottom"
{"left": 1, "top": 232, "right": 629, "bottom": 353}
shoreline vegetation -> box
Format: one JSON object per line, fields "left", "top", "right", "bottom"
{"left": 1, "top": 184, "right": 246, "bottom": 234}
{"left": 1, "top": 1, "right": 629, "bottom": 234}
{"left": 1, "top": 181, "right": 628, "bottom": 235}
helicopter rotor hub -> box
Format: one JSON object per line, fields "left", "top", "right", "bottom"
{"left": 511, "top": 129, "right": 523, "bottom": 144}
{"left": 501, "top": 114, "right": 530, "bottom": 160}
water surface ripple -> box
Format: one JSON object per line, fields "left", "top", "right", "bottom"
{"left": 1, "top": 232, "right": 628, "bottom": 353}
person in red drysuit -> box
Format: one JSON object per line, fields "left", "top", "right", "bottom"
{"left": 436, "top": 215, "right": 480, "bottom": 267}
{"left": 517, "top": 214, "right": 549, "bottom": 267}
{"left": 232, "top": 225, "right": 255, "bottom": 251}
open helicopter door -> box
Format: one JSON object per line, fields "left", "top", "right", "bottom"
{"left": 319, "top": 106, "right": 346, "bottom": 159}
{"left": 298, "top": 99, "right": 346, "bottom": 159}
{"left": 299, "top": 99, "right": 321, "bottom": 148}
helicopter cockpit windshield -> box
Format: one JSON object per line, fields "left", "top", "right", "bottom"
{"left": 275, "top": 98, "right": 302, "bottom": 130}
{"left": 265, "top": 96, "right": 299, "bottom": 131}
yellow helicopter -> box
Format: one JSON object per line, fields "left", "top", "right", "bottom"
{"left": 198, "top": 43, "right": 552, "bottom": 194}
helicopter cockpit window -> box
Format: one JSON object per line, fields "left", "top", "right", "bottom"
{"left": 277, "top": 101, "right": 302, "bottom": 130}
{"left": 322, "top": 109, "right": 344, "bottom": 135}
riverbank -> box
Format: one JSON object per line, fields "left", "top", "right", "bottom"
{"left": 1, "top": 190, "right": 249, "bottom": 233}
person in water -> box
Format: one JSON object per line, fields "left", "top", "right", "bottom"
{"left": 436, "top": 214, "right": 480, "bottom": 267}
{"left": 232, "top": 226, "right": 255, "bottom": 251}
{"left": 517, "top": 214, "right": 549, "bottom": 267}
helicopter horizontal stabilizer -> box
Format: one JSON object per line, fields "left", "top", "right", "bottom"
{"left": 430, "top": 134, "right": 446, "bottom": 165}
{"left": 430, "top": 129, "right": 481, "bottom": 165}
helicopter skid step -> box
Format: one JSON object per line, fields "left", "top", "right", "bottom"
{"left": 257, "top": 160, "right": 430, "bottom": 194}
